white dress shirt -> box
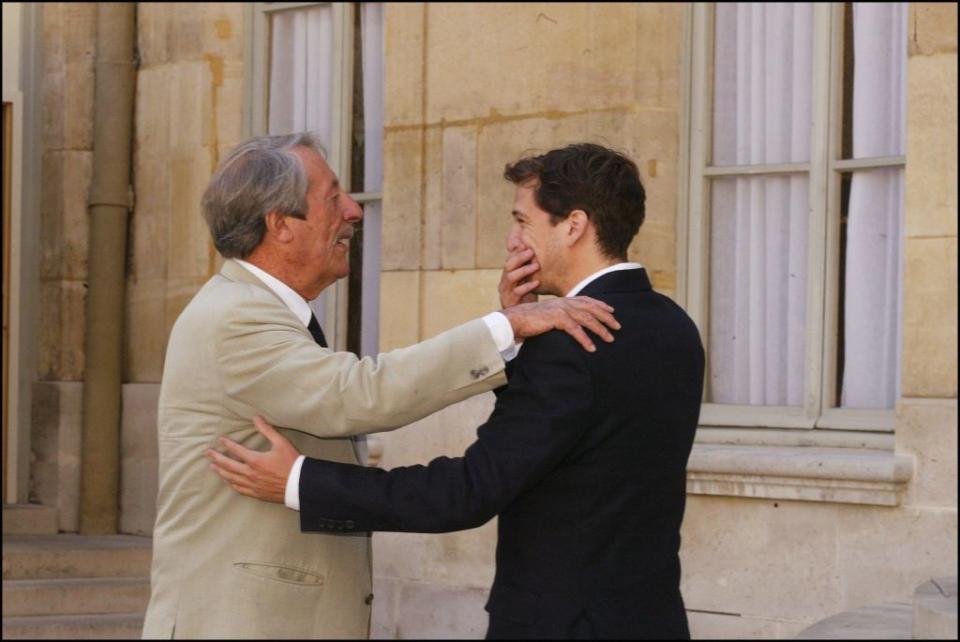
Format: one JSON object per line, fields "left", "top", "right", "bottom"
{"left": 565, "top": 262, "right": 644, "bottom": 297}
{"left": 230, "top": 260, "right": 516, "bottom": 511}
{"left": 236, "top": 260, "right": 313, "bottom": 326}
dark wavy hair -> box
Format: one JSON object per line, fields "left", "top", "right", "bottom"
{"left": 503, "top": 143, "right": 645, "bottom": 260}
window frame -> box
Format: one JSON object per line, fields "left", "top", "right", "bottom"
{"left": 680, "top": 3, "right": 906, "bottom": 436}
{"left": 244, "top": 2, "right": 383, "bottom": 353}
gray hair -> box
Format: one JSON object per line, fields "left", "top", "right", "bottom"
{"left": 201, "top": 132, "right": 326, "bottom": 258}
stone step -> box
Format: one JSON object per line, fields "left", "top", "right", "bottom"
{"left": 796, "top": 602, "right": 912, "bottom": 639}
{"left": 2, "top": 613, "right": 145, "bottom": 640}
{"left": 913, "top": 576, "right": 958, "bottom": 639}
{"left": 2, "top": 576, "right": 151, "bottom": 617}
{"left": 2, "top": 505, "right": 58, "bottom": 535}
{"left": 2, "top": 534, "right": 153, "bottom": 580}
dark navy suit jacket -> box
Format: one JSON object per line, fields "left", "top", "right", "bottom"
{"left": 298, "top": 268, "right": 705, "bottom": 639}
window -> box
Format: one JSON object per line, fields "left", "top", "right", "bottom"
{"left": 682, "top": 3, "right": 907, "bottom": 435}
{"left": 246, "top": 2, "right": 384, "bottom": 356}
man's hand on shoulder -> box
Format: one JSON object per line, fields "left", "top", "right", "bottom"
{"left": 206, "top": 416, "right": 300, "bottom": 504}
{"left": 501, "top": 297, "right": 620, "bottom": 353}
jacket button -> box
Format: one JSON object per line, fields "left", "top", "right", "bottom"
{"left": 365, "top": 593, "right": 374, "bottom": 605}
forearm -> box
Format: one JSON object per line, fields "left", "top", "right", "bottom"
{"left": 321, "top": 320, "right": 507, "bottom": 434}
{"left": 220, "top": 317, "right": 506, "bottom": 438}
{"left": 298, "top": 456, "right": 500, "bottom": 534}
{"left": 296, "top": 336, "right": 594, "bottom": 535}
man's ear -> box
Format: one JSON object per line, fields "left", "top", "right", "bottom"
{"left": 264, "top": 211, "right": 294, "bottom": 243}
{"left": 564, "top": 209, "right": 590, "bottom": 247}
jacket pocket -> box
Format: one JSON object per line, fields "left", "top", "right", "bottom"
{"left": 232, "top": 561, "right": 325, "bottom": 587}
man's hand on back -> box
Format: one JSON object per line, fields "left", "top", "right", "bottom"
{"left": 502, "top": 297, "right": 620, "bottom": 353}
{"left": 206, "top": 416, "right": 300, "bottom": 504}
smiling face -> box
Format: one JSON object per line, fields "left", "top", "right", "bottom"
{"left": 507, "top": 181, "right": 569, "bottom": 297}
{"left": 286, "top": 147, "right": 363, "bottom": 298}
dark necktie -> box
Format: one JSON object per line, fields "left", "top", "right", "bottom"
{"left": 307, "top": 313, "right": 328, "bottom": 348}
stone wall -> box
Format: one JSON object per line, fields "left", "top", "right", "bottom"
{"left": 33, "top": 1, "right": 96, "bottom": 528}
{"left": 32, "top": 2, "right": 244, "bottom": 533}
{"left": 129, "top": 2, "right": 244, "bottom": 383}
{"left": 902, "top": 2, "right": 958, "bottom": 399}
{"left": 37, "top": 2, "right": 243, "bottom": 385}
{"left": 38, "top": 2, "right": 96, "bottom": 383}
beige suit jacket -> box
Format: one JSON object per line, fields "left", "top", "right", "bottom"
{"left": 142, "top": 259, "right": 506, "bottom": 639}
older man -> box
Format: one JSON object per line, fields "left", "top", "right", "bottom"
{"left": 210, "top": 143, "right": 705, "bottom": 639}
{"left": 141, "top": 133, "right": 619, "bottom": 639}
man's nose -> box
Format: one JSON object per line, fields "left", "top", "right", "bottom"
{"left": 344, "top": 194, "right": 363, "bottom": 222}
{"left": 506, "top": 225, "right": 524, "bottom": 252}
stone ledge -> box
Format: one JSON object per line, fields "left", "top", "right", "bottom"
{"left": 687, "top": 445, "right": 913, "bottom": 506}
{"left": 2, "top": 505, "right": 59, "bottom": 535}
{"left": 914, "top": 577, "right": 958, "bottom": 639}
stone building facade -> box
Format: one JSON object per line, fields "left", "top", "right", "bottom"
{"left": 3, "top": 2, "right": 956, "bottom": 638}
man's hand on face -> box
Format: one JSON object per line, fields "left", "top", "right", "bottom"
{"left": 206, "top": 415, "right": 301, "bottom": 504}
{"left": 499, "top": 247, "right": 540, "bottom": 308}
{"left": 501, "top": 297, "right": 621, "bottom": 353}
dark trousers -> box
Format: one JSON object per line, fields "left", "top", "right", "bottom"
{"left": 486, "top": 601, "right": 690, "bottom": 640}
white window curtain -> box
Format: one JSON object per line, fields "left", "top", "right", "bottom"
{"left": 265, "top": 4, "right": 384, "bottom": 354}
{"left": 709, "top": 3, "right": 813, "bottom": 406}
{"left": 268, "top": 5, "right": 335, "bottom": 147}
{"left": 359, "top": 2, "right": 383, "bottom": 357}
{"left": 840, "top": 3, "right": 906, "bottom": 409}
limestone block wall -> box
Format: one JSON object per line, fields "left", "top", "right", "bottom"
{"left": 31, "top": 3, "right": 245, "bottom": 534}
{"left": 129, "top": 2, "right": 244, "bottom": 384}
{"left": 38, "top": 2, "right": 96, "bottom": 384}
{"left": 31, "top": 2, "right": 95, "bottom": 519}
{"left": 36, "top": 1, "right": 244, "bottom": 387}
{"left": 901, "top": 2, "right": 958, "bottom": 399}
{"left": 372, "top": 3, "right": 686, "bottom": 637}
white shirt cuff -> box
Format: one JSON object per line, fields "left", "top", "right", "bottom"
{"left": 284, "top": 454, "right": 306, "bottom": 511}
{"left": 483, "top": 311, "right": 520, "bottom": 362}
